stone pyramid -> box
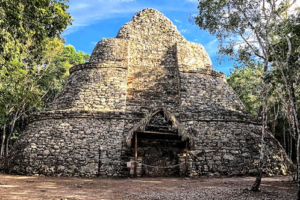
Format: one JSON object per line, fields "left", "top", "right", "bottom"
{"left": 5, "top": 8, "right": 291, "bottom": 177}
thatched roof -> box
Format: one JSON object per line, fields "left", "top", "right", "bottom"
{"left": 125, "top": 108, "right": 193, "bottom": 147}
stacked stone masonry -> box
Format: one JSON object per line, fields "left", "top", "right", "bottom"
{"left": 5, "top": 8, "right": 291, "bottom": 177}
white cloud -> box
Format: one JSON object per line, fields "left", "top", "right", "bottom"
{"left": 180, "top": 29, "right": 188, "bottom": 33}
{"left": 185, "top": 0, "right": 198, "bottom": 3}
{"left": 174, "top": 19, "right": 182, "bottom": 23}
{"left": 64, "top": 0, "right": 200, "bottom": 36}
{"left": 64, "top": 0, "right": 143, "bottom": 36}
{"left": 69, "top": 3, "right": 90, "bottom": 10}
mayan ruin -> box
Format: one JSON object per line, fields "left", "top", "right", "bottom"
{"left": 4, "top": 8, "right": 291, "bottom": 178}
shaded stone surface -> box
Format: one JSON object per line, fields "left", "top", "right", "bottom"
{"left": 4, "top": 8, "right": 291, "bottom": 177}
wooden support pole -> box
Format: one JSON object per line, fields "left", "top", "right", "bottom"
{"left": 134, "top": 132, "right": 138, "bottom": 177}
{"left": 98, "top": 147, "right": 102, "bottom": 177}
{"left": 185, "top": 140, "right": 188, "bottom": 177}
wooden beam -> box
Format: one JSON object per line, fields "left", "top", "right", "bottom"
{"left": 137, "top": 131, "right": 178, "bottom": 136}
{"left": 134, "top": 132, "right": 137, "bottom": 177}
{"left": 146, "top": 125, "right": 174, "bottom": 128}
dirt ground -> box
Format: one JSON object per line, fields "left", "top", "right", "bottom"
{"left": 0, "top": 173, "right": 297, "bottom": 200}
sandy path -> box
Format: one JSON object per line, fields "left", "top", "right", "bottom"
{"left": 0, "top": 173, "right": 297, "bottom": 200}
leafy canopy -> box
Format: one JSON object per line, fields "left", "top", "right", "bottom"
{"left": 0, "top": 0, "right": 72, "bottom": 66}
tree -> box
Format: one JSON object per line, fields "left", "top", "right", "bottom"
{"left": 194, "top": 0, "right": 299, "bottom": 193}
{"left": 0, "top": 0, "right": 72, "bottom": 158}
{"left": 227, "top": 64, "right": 296, "bottom": 156}
{"left": 269, "top": 12, "right": 300, "bottom": 194}
{"left": 0, "top": 38, "right": 90, "bottom": 158}
{"left": 40, "top": 44, "right": 90, "bottom": 105}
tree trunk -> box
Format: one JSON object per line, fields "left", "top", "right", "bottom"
{"left": 290, "top": 134, "right": 293, "bottom": 159}
{"left": 272, "top": 37, "right": 300, "bottom": 198}
{"left": 272, "top": 121, "right": 276, "bottom": 135}
{"left": 292, "top": 105, "right": 300, "bottom": 199}
{"left": 287, "top": 130, "right": 290, "bottom": 157}
{"left": 5, "top": 117, "right": 17, "bottom": 156}
{"left": 272, "top": 106, "right": 277, "bottom": 135}
{"left": 251, "top": 76, "right": 268, "bottom": 191}
{"left": 0, "top": 124, "right": 6, "bottom": 159}
{"left": 297, "top": 134, "right": 300, "bottom": 200}
{"left": 286, "top": 73, "right": 300, "bottom": 200}
{"left": 283, "top": 122, "right": 286, "bottom": 151}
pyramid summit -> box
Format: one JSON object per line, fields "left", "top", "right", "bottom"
{"left": 5, "top": 9, "right": 291, "bottom": 177}
{"left": 116, "top": 8, "right": 185, "bottom": 41}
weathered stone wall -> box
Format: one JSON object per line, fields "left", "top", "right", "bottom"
{"left": 179, "top": 70, "right": 245, "bottom": 120}
{"left": 53, "top": 38, "right": 129, "bottom": 111}
{"left": 90, "top": 38, "right": 129, "bottom": 65}
{"left": 176, "top": 41, "right": 212, "bottom": 71}
{"left": 185, "top": 122, "right": 290, "bottom": 176}
{"left": 5, "top": 112, "right": 125, "bottom": 177}
{"left": 52, "top": 65, "right": 128, "bottom": 112}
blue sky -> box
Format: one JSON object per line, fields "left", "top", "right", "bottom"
{"left": 64, "top": 0, "right": 235, "bottom": 76}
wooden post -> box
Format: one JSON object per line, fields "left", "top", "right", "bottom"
{"left": 185, "top": 140, "right": 189, "bottom": 177}
{"left": 134, "top": 132, "right": 138, "bottom": 177}
{"left": 98, "top": 147, "right": 102, "bottom": 177}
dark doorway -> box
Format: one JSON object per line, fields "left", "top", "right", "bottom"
{"left": 130, "top": 111, "right": 188, "bottom": 177}
{"left": 136, "top": 131, "right": 186, "bottom": 177}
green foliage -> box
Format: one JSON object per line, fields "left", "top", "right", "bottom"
{"left": 195, "top": 0, "right": 300, "bottom": 118}
{"left": 227, "top": 65, "right": 263, "bottom": 115}
{"left": 0, "top": 0, "right": 72, "bottom": 66}
{"left": 0, "top": 36, "right": 90, "bottom": 154}
{"left": 40, "top": 43, "right": 90, "bottom": 104}
{"left": 0, "top": 0, "right": 73, "bottom": 120}
{"left": 0, "top": 0, "right": 75, "bottom": 155}
{"left": 194, "top": 0, "right": 298, "bottom": 65}
{"left": 269, "top": 13, "right": 300, "bottom": 96}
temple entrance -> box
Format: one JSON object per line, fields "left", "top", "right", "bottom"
{"left": 129, "top": 110, "right": 189, "bottom": 177}
{"left": 136, "top": 131, "right": 187, "bottom": 177}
